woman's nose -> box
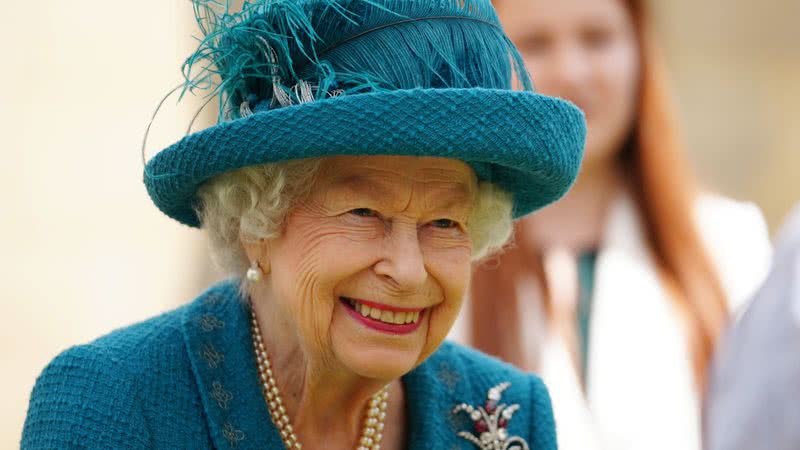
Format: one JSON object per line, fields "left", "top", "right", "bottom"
{"left": 547, "top": 42, "right": 592, "bottom": 98}
{"left": 373, "top": 224, "right": 428, "bottom": 291}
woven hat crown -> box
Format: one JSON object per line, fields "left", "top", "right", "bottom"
{"left": 185, "top": 0, "right": 533, "bottom": 121}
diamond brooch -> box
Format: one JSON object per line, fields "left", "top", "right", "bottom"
{"left": 452, "top": 382, "right": 530, "bottom": 450}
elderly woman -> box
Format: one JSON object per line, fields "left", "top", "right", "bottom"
{"left": 21, "top": 0, "right": 584, "bottom": 449}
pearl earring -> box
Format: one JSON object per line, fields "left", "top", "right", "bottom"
{"left": 246, "top": 261, "right": 262, "bottom": 282}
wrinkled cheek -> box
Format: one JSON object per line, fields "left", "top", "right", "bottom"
{"left": 443, "top": 255, "right": 471, "bottom": 314}
{"left": 291, "top": 259, "right": 337, "bottom": 361}
{"left": 421, "top": 255, "right": 471, "bottom": 357}
{"left": 417, "top": 293, "right": 465, "bottom": 363}
{"left": 296, "top": 295, "right": 331, "bottom": 353}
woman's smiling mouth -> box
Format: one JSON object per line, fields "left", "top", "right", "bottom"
{"left": 339, "top": 296, "right": 426, "bottom": 334}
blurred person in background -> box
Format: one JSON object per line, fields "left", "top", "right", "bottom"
{"left": 450, "top": 0, "right": 773, "bottom": 449}
{"left": 705, "top": 203, "right": 800, "bottom": 450}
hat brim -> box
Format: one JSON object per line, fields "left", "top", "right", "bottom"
{"left": 144, "top": 88, "right": 586, "bottom": 227}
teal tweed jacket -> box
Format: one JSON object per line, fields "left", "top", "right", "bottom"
{"left": 22, "top": 282, "right": 556, "bottom": 449}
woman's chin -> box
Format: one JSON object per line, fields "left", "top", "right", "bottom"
{"left": 329, "top": 306, "right": 428, "bottom": 380}
{"left": 336, "top": 349, "right": 420, "bottom": 381}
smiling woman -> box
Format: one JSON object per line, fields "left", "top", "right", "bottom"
{"left": 20, "top": 0, "right": 585, "bottom": 448}
{"left": 195, "top": 155, "right": 518, "bottom": 445}
{"left": 244, "top": 157, "right": 479, "bottom": 383}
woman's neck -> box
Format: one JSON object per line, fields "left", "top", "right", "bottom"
{"left": 525, "top": 160, "right": 624, "bottom": 253}
{"left": 249, "top": 286, "right": 405, "bottom": 449}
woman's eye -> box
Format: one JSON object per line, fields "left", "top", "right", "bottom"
{"left": 349, "top": 208, "right": 378, "bottom": 218}
{"left": 582, "top": 27, "right": 614, "bottom": 49}
{"left": 431, "top": 218, "right": 458, "bottom": 229}
{"left": 520, "top": 32, "right": 552, "bottom": 55}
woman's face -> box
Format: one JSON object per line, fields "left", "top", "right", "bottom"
{"left": 498, "top": 0, "right": 640, "bottom": 169}
{"left": 262, "top": 155, "right": 476, "bottom": 380}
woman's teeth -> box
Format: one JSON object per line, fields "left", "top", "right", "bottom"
{"left": 345, "top": 298, "right": 421, "bottom": 325}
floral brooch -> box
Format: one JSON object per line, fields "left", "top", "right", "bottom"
{"left": 452, "top": 382, "right": 530, "bottom": 450}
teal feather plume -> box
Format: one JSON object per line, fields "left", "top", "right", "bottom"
{"left": 183, "top": 0, "right": 533, "bottom": 121}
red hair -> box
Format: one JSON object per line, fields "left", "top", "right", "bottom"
{"left": 470, "top": 0, "right": 728, "bottom": 396}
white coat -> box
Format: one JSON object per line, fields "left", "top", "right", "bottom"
{"left": 449, "top": 193, "right": 772, "bottom": 450}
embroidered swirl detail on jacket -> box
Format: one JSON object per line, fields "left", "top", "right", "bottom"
{"left": 199, "top": 314, "right": 225, "bottom": 332}
{"left": 198, "top": 291, "right": 246, "bottom": 448}
{"left": 223, "top": 421, "right": 246, "bottom": 448}
{"left": 201, "top": 343, "right": 225, "bottom": 369}
{"left": 212, "top": 381, "right": 233, "bottom": 410}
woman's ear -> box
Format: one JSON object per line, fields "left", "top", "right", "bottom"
{"left": 241, "top": 236, "right": 270, "bottom": 275}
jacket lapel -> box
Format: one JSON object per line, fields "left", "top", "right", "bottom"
{"left": 403, "top": 358, "right": 469, "bottom": 450}
{"left": 182, "top": 281, "right": 281, "bottom": 449}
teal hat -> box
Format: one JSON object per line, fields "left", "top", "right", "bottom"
{"left": 144, "top": 0, "right": 586, "bottom": 227}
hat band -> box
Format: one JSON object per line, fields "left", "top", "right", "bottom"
{"left": 315, "top": 15, "right": 503, "bottom": 60}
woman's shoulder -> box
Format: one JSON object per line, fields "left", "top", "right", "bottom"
{"left": 407, "top": 341, "right": 556, "bottom": 450}
{"left": 694, "top": 193, "right": 773, "bottom": 311}
{"left": 22, "top": 342, "right": 154, "bottom": 448}
{"left": 428, "top": 341, "right": 541, "bottom": 384}
{"left": 44, "top": 301, "right": 192, "bottom": 377}
{"left": 429, "top": 341, "right": 553, "bottom": 410}
{"left": 22, "top": 298, "right": 206, "bottom": 448}
{"left": 695, "top": 193, "right": 769, "bottom": 233}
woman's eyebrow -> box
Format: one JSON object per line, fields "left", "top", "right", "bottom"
{"left": 330, "top": 174, "right": 395, "bottom": 198}
{"left": 421, "top": 183, "right": 473, "bottom": 208}
{"left": 327, "top": 175, "right": 474, "bottom": 213}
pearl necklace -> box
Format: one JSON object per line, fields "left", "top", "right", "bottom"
{"left": 250, "top": 310, "right": 389, "bottom": 450}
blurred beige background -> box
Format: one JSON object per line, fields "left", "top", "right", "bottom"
{"left": 1, "top": 0, "right": 797, "bottom": 447}
{"left": 651, "top": 0, "right": 800, "bottom": 231}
